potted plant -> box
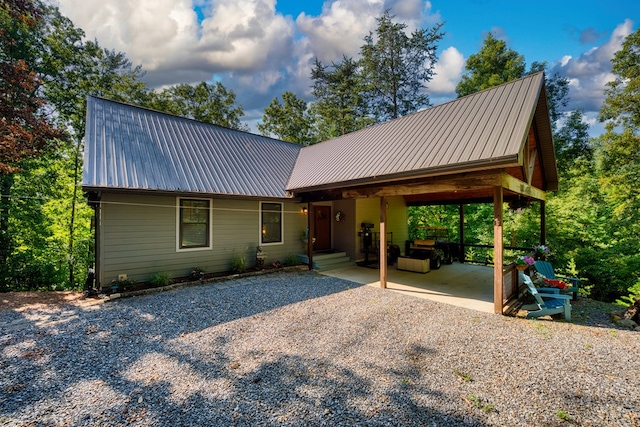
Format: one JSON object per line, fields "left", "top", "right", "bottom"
{"left": 516, "top": 255, "right": 535, "bottom": 271}
{"left": 533, "top": 245, "right": 551, "bottom": 260}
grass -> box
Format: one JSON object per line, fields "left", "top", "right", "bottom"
{"left": 464, "top": 394, "right": 495, "bottom": 413}
{"left": 555, "top": 409, "right": 574, "bottom": 423}
{"left": 453, "top": 369, "right": 473, "bottom": 382}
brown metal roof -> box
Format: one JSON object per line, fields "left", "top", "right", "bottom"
{"left": 83, "top": 96, "right": 302, "bottom": 198}
{"left": 287, "top": 72, "right": 557, "bottom": 193}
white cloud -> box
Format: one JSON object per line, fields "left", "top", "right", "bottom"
{"left": 552, "top": 19, "right": 634, "bottom": 114}
{"left": 58, "top": 0, "right": 297, "bottom": 87}
{"left": 429, "top": 46, "right": 464, "bottom": 96}
{"left": 296, "top": 0, "right": 382, "bottom": 63}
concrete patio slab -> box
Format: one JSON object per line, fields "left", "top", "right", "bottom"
{"left": 321, "top": 262, "right": 495, "bottom": 313}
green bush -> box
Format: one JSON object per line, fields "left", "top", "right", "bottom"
{"left": 150, "top": 271, "right": 172, "bottom": 286}
{"left": 283, "top": 255, "right": 300, "bottom": 266}
{"left": 230, "top": 255, "right": 246, "bottom": 273}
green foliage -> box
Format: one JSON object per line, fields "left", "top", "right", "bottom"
{"left": 453, "top": 369, "right": 473, "bottom": 382}
{"left": 111, "top": 277, "right": 135, "bottom": 293}
{"left": 230, "top": 255, "right": 247, "bottom": 273}
{"left": 360, "top": 10, "right": 444, "bottom": 122}
{"left": 310, "top": 56, "right": 372, "bottom": 139}
{"left": 616, "top": 279, "right": 640, "bottom": 307}
{"left": 283, "top": 255, "right": 301, "bottom": 266}
{"left": 555, "top": 409, "right": 574, "bottom": 423}
{"left": 258, "top": 91, "right": 316, "bottom": 145}
{"left": 147, "top": 81, "right": 247, "bottom": 131}
{"left": 150, "top": 272, "right": 172, "bottom": 287}
{"left": 465, "top": 394, "right": 495, "bottom": 413}
{"left": 599, "top": 28, "right": 640, "bottom": 130}
{"left": 456, "top": 32, "right": 526, "bottom": 97}
{"left": 189, "top": 267, "right": 205, "bottom": 281}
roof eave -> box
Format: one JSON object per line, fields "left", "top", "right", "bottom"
{"left": 287, "top": 155, "right": 520, "bottom": 195}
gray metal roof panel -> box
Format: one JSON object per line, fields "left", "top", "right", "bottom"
{"left": 287, "top": 72, "right": 549, "bottom": 191}
{"left": 83, "top": 96, "right": 302, "bottom": 198}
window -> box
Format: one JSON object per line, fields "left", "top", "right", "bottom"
{"left": 261, "top": 202, "right": 282, "bottom": 244}
{"left": 178, "top": 199, "right": 211, "bottom": 250}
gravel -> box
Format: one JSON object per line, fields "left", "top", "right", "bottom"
{"left": 1, "top": 270, "right": 639, "bottom": 426}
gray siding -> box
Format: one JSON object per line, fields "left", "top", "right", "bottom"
{"left": 98, "top": 193, "right": 307, "bottom": 287}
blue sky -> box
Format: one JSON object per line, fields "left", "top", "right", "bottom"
{"left": 58, "top": 0, "right": 638, "bottom": 135}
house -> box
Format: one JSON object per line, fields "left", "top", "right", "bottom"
{"left": 83, "top": 72, "right": 557, "bottom": 313}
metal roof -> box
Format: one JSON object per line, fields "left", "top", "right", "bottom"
{"left": 82, "top": 96, "right": 302, "bottom": 198}
{"left": 287, "top": 72, "right": 557, "bottom": 192}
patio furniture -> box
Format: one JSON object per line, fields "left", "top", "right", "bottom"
{"left": 397, "top": 256, "right": 430, "bottom": 273}
{"left": 534, "top": 260, "right": 579, "bottom": 300}
{"left": 521, "top": 273, "right": 572, "bottom": 321}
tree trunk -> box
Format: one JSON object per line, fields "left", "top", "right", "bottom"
{"left": 67, "top": 138, "right": 81, "bottom": 287}
{"left": 0, "top": 174, "right": 15, "bottom": 290}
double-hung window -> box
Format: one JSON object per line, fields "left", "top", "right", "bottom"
{"left": 178, "top": 198, "right": 211, "bottom": 250}
{"left": 261, "top": 202, "right": 282, "bottom": 245}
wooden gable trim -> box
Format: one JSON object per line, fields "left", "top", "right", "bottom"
{"left": 341, "top": 171, "right": 546, "bottom": 202}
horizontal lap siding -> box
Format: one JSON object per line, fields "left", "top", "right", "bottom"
{"left": 99, "top": 193, "right": 307, "bottom": 287}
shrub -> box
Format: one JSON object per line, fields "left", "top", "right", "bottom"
{"left": 283, "top": 255, "right": 300, "bottom": 266}
{"left": 189, "top": 267, "right": 205, "bottom": 281}
{"left": 230, "top": 255, "right": 246, "bottom": 273}
{"left": 150, "top": 271, "right": 172, "bottom": 286}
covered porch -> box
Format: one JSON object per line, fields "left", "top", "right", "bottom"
{"left": 287, "top": 73, "right": 558, "bottom": 316}
{"left": 321, "top": 263, "right": 497, "bottom": 313}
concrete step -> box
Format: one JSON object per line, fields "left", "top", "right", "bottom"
{"left": 297, "top": 252, "right": 354, "bottom": 271}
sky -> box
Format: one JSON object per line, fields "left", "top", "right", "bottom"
{"left": 56, "top": 0, "right": 639, "bottom": 136}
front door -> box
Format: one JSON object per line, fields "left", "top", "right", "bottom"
{"left": 314, "top": 205, "right": 331, "bottom": 251}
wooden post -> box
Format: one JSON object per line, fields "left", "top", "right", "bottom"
{"left": 379, "top": 196, "right": 387, "bottom": 289}
{"left": 493, "top": 186, "right": 504, "bottom": 314}
{"left": 540, "top": 200, "right": 546, "bottom": 245}
{"left": 308, "top": 203, "right": 314, "bottom": 270}
{"left": 459, "top": 203, "right": 465, "bottom": 263}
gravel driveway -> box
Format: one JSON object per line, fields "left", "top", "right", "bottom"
{"left": 1, "top": 271, "right": 639, "bottom": 426}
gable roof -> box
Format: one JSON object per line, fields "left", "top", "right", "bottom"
{"left": 82, "top": 96, "right": 302, "bottom": 198}
{"left": 287, "top": 72, "right": 557, "bottom": 193}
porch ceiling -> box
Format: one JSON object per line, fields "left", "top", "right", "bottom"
{"left": 298, "top": 170, "right": 546, "bottom": 205}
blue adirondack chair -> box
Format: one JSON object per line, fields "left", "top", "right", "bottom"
{"left": 534, "top": 260, "right": 579, "bottom": 300}
{"left": 521, "top": 273, "right": 572, "bottom": 321}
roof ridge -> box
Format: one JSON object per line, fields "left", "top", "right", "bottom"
{"left": 86, "top": 95, "right": 303, "bottom": 148}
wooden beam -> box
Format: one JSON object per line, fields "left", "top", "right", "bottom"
{"left": 307, "top": 203, "right": 314, "bottom": 271}
{"left": 343, "top": 172, "right": 503, "bottom": 199}
{"left": 379, "top": 197, "right": 387, "bottom": 289}
{"left": 459, "top": 203, "right": 465, "bottom": 263}
{"left": 501, "top": 174, "right": 546, "bottom": 201}
{"left": 540, "top": 200, "right": 546, "bottom": 245}
{"left": 493, "top": 186, "right": 504, "bottom": 315}
{"left": 527, "top": 148, "right": 538, "bottom": 185}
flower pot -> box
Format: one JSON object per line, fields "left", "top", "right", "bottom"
{"left": 516, "top": 265, "right": 528, "bottom": 271}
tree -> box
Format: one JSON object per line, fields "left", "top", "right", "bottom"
{"left": 360, "top": 11, "right": 444, "bottom": 122}
{"left": 149, "top": 82, "right": 247, "bottom": 131}
{"left": 554, "top": 109, "right": 592, "bottom": 167}
{"left": 597, "top": 28, "right": 640, "bottom": 231}
{"left": 310, "top": 56, "right": 371, "bottom": 139}
{"left": 1, "top": 0, "right": 64, "bottom": 289}
{"left": 0, "top": 0, "right": 63, "bottom": 173}
{"left": 40, "top": 7, "right": 149, "bottom": 288}
{"left": 258, "top": 92, "right": 316, "bottom": 145}
{"left": 456, "top": 32, "right": 525, "bottom": 97}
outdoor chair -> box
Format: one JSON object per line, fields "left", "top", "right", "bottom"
{"left": 534, "top": 260, "right": 579, "bottom": 300}
{"left": 521, "top": 273, "right": 572, "bottom": 322}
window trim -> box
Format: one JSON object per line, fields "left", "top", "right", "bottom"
{"left": 176, "top": 197, "right": 213, "bottom": 252}
{"left": 259, "top": 201, "right": 284, "bottom": 246}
